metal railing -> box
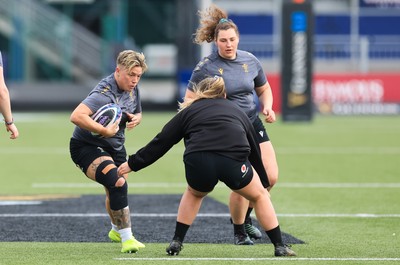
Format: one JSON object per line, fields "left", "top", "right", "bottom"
{"left": 238, "top": 34, "right": 400, "bottom": 72}
{"left": 0, "top": 0, "right": 111, "bottom": 83}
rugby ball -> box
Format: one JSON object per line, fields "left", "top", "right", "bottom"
{"left": 91, "top": 103, "right": 122, "bottom": 136}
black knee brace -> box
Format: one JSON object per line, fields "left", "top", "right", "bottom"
{"left": 95, "top": 160, "right": 128, "bottom": 210}
{"left": 95, "top": 160, "right": 119, "bottom": 188}
{"left": 109, "top": 181, "right": 128, "bottom": 210}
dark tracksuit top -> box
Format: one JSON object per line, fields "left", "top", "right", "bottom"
{"left": 128, "top": 98, "right": 269, "bottom": 187}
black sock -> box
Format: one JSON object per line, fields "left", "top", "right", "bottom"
{"left": 173, "top": 221, "right": 190, "bottom": 242}
{"left": 245, "top": 207, "right": 253, "bottom": 221}
{"left": 233, "top": 223, "right": 246, "bottom": 235}
{"left": 266, "top": 225, "right": 283, "bottom": 246}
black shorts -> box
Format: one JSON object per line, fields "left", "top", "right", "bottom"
{"left": 69, "top": 138, "right": 127, "bottom": 174}
{"left": 253, "top": 116, "right": 270, "bottom": 143}
{"left": 184, "top": 152, "right": 253, "bottom": 192}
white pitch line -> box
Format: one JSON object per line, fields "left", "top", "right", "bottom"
{"left": 32, "top": 182, "right": 400, "bottom": 189}
{"left": 278, "top": 147, "right": 400, "bottom": 155}
{"left": 278, "top": 183, "right": 400, "bottom": 188}
{"left": 3, "top": 146, "right": 400, "bottom": 155}
{"left": 0, "top": 147, "right": 67, "bottom": 155}
{"left": 0, "top": 201, "right": 42, "bottom": 206}
{"left": 32, "top": 183, "right": 101, "bottom": 188}
{"left": 114, "top": 257, "right": 400, "bottom": 261}
{"left": 31, "top": 182, "right": 189, "bottom": 188}
{"left": 0, "top": 213, "right": 400, "bottom": 218}
{"left": 277, "top": 213, "right": 400, "bottom": 218}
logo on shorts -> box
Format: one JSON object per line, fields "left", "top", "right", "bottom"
{"left": 259, "top": 131, "right": 264, "bottom": 137}
{"left": 97, "top": 147, "right": 105, "bottom": 153}
{"left": 241, "top": 164, "right": 249, "bottom": 178}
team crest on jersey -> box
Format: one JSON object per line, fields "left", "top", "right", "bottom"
{"left": 218, "top": 68, "right": 223, "bottom": 75}
{"left": 242, "top": 64, "right": 248, "bottom": 73}
{"left": 101, "top": 86, "right": 110, "bottom": 94}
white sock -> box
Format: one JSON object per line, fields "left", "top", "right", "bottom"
{"left": 119, "top": 228, "right": 133, "bottom": 242}
{"left": 111, "top": 222, "right": 118, "bottom": 232}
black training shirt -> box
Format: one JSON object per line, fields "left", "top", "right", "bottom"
{"left": 128, "top": 98, "right": 268, "bottom": 185}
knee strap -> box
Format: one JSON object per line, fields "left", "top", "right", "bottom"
{"left": 95, "top": 160, "right": 120, "bottom": 188}
{"left": 95, "top": 160, "right": 128, "bottom": 210}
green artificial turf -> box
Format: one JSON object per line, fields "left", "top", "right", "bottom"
{"left": 0, "top": 112, "right": 399, "bottom": 265}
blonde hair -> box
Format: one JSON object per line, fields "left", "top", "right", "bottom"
{"left": 116, "top": 50, "right": 148, "bottom": 73}
{"left": 193, "top": 4, "right": 239, "bottom": 44}
{"left": 179, "top": 76, "right": 226, "bottom": 111}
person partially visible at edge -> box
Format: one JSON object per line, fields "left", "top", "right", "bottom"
{"left": 117, "top": 76, "right": 296, "bottom": 257}
{"left": 69, "top": 50, "right": 146, "bottom": 254}
{"left": 0, "top": 51, "right": 19, "bottom": 139}
{"left": 183, "top": 3, "right": 280, "bottom": 244}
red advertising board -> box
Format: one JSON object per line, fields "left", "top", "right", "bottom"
{"left": 268, "top": 73, "right": 400, "bottom": 115}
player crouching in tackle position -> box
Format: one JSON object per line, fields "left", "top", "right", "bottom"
{"left": 118, "top": 76, "right": 296, "bottom": 257}
{"left": 69, "top": 50, "right": 147, "bottom": 253}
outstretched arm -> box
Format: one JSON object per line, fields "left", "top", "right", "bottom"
{"left": 118, "top": 112, "right": 184, "bottom": 174}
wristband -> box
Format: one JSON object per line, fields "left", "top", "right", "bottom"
{"left": 4, "top": 119, "right": 13, "bottom": 125}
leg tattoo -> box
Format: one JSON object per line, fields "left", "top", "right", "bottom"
{"left": 111, "top": 207, "right": 131, "bottom": 230}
